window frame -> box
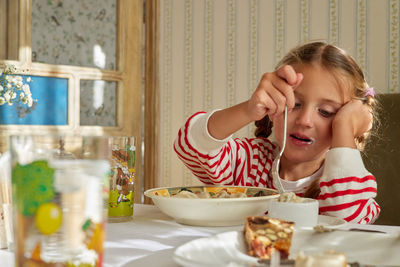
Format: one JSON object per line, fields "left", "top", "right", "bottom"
{"left": 0, "top": 0, "right": 144, "bottom": 203}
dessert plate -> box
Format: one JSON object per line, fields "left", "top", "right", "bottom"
{"left": 173, "top": 229, "right": 400, "bottom": 266}
{"left": 173, "top": 231, "right": 257, "bottom": 267}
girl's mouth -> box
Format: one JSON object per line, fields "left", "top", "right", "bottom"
{"left": 289, "top": 134, "right": 314, "bottom": 144}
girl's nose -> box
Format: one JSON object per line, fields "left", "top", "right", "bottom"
{"left": 295, "top": 108, "right": 314, "bottom": 127}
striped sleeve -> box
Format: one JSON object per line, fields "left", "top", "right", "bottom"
{"left": 317, "top": 147, "right": 380, "bottom": 224}
{"left": 173, "top": 111, "right": 277, "bottom": 187}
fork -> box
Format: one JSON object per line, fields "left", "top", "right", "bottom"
{"left": 271, "top": 106, "right": 287, "bottom": 194}
{"left": 257, "top": 259, "right": 363, "bottom": 267}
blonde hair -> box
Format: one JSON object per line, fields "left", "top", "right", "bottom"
{"left": 255, "top": 41, "right": 378, "bottom": 150}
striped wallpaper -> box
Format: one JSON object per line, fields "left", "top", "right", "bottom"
{"left": 158, "top": 0, "right": 400, "bottom": 187}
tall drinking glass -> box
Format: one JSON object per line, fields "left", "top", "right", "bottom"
{"left": 10, "top": 135, "right": 110, "bottom": 267}
{"left": 107, "top": 136, "right": 136, "bottom": 222}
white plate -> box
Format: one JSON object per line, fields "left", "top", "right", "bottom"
{"left": 174, "top": 229, "right": 400, "bottom": 266}
{"left": 173, "top": 231, "right": 257, "bottom": 267}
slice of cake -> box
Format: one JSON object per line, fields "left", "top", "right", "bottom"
{"left": 244, "top": 216, "right": 294, "bottom": 260}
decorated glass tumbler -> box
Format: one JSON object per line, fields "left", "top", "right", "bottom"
{"left": 107, "top": 136, "right": 136, "bottom": 222}
{"left": 10, "top": 135, "right": 110, "bottom": 267}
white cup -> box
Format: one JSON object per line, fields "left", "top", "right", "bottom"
{"left": 268, "top": 198, "right": 319, "bottom": 227}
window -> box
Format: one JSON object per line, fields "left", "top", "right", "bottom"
{"left": 0, "top": 0, "right": 143, "bottom": 202}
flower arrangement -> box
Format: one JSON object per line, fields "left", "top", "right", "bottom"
{"left": 0, "top": 64, "right": 36, "bottom": 112}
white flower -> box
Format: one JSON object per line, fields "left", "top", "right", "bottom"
{"left": 4, "top": 91, "right": 11, "bottom": 102}
{"left": 4, "top": 64, "right": 16, "bottom": 73}
{"left": 27, "top": 97, "right": 33, "bottom": 107}
{"left": 0, "top": 63, "right": 35, "bottom": 110}
{"left": 22, "top": 84, "right": 31, "bottom": 95}
{"left": 14, "top": 76, "right": 22, "bottom": 83}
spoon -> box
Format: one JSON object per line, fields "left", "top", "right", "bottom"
{"left": 271, "top": 106, "right": 287, "bottom": 194}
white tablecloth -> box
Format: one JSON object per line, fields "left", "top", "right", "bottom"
{"left": 104, "top": 204, "right": 242, "bottom": 267}
{"left": 1, "top": 204, "right": 399, "bottom": 266}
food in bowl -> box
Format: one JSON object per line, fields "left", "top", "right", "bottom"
{"left": 244, "top": 216, "right": 294, "bottom": 260}
{"left": 150, "top": 186, "right": 274, "bottom": 199}
{"left": 172, "top": 188, "right": 249, "bottom": 198}
{"left": 144, "top": 186, "right": 279, "bottom": 226}
{"left": 277, "top": 192, "right": 304, "bottom": 203}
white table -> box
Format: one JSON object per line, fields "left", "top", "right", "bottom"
{"left": 1, "top": 204, "right": 400, "bottom": 266}
{"left": 104, "top": 204, "right": 242, "bottom": 267}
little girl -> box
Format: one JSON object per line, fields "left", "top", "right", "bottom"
{"left": 174, "top": 41, "right": 380, "bottom": 224}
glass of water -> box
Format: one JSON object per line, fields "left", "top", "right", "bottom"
{"left": 10, "top": 135, "right": 110, "bottom": 267}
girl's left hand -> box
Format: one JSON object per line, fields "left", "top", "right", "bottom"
{"left": 331, "top": 99, "right": 372, "bottom": 148}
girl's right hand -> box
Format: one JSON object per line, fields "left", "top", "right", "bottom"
{"left": 247, "top": 65, "right": 303, "bottom": 121}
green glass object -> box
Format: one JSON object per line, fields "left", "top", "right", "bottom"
{"left": 12, "top": 160, "right": 55, "bottom": 216}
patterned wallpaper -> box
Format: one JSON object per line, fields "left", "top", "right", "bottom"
{"left": 158, "top": 0, "right": 400, "bottom": 187}
{"left": 31, "top": 0, "right": 117, "bottom": 127}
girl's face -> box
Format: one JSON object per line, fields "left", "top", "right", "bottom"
{"left": 273, "top": 63, "right": 352, "bottom": 167}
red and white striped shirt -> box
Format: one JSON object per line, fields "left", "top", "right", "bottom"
{"left": 174, "top": 111, "right": 380, "bottom": 224}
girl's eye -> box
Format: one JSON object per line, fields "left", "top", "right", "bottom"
{"left": 294, "top": 102, "right": 301, "bottom": 109}
{"left": 318, "top": 109, "right": 335, "bottom": 118}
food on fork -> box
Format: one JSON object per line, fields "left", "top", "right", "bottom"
{"left": 244, "top": 216, "right": 294, "bottom": 260}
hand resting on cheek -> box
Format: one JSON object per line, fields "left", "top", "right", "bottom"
{"left": 331, "top": 99, "right": 373, "bottom": 148}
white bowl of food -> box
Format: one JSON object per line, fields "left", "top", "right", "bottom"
{"left": 268, "top": 192, "right": 319, "bottom": 227}
{"left": 144, "top": 185, "right": 279, "bottom": 226}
